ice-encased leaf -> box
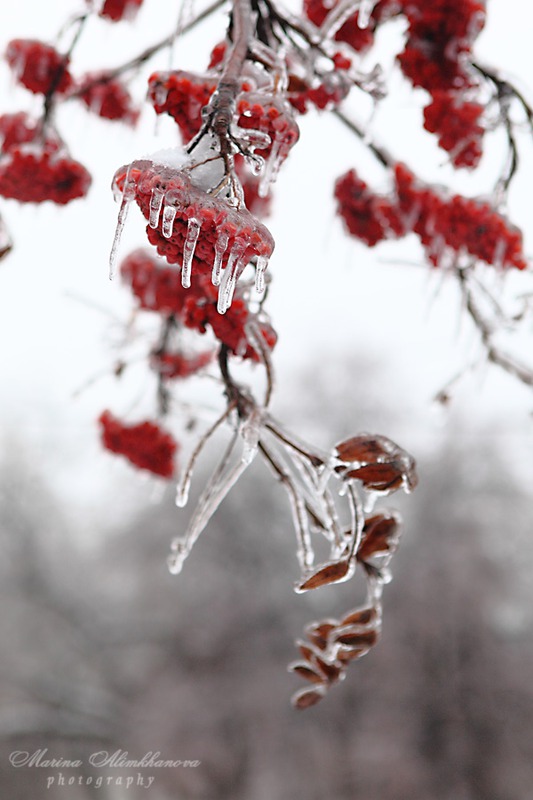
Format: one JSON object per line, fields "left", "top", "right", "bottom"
{"left": 295, "top": 558, "right": 354, "bottom": 593}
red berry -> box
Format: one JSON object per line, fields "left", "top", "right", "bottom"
{"left": 99, "top": 411, "right": 177, "bottom": 478}
{"left": 5, "top": 39, "right": 73, "bottom": 96}
{"left": 97, "top": 0, "right": 144, "bottom": 22}
{"left": 0, "top": 145, "right": 91, "bottom": 205}
{"left": 77, "top": 73, "right": 139, "bottom": 125}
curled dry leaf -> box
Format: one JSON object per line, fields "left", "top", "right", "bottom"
{"left": 333, "top": 625, "right": 379, "bottom": 649}
{"left": 296, "top": 558, "right": 354, "bottom": 592}
{"left": 288, "top": 661, "right": 325, "bottom": 684}
{"left": 340, "top": 605, "right": 380, "bottom": 627}
{"left": 313, "top": 654, "right": 343, "bottom": 683}
{"left": 334, "top": 433, "right": 418, "bottom": 494}
{"left": 304, "top": 620, "right": 338, "bottom": 650}
{"left": 291, "top": 684, "right": 327, "bottom": 710}
{"left": 357, "top": 511, "right": 401, "bottom": 562}
{"left": 335, "top": 433, "right": 397, "bottom": 464}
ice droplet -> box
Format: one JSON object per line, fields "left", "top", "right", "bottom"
{"left": 175, "top": 473, "right": 191, "bottom": 508}
{"left": 149, "top": 187, "right": 165, "bottom": 228}
{"left": 181, "top": 217, "right": 201, "bottom": 288}
{"left": 162, "top": 204, "right": 177, "bottom": 239}
{"left": 212, "top": 232, "right": 229, "bottom": 286}
{"left": 255, "top": 255, "right": 269, "bottom": 294}
{"left": 167, "top": 540, "right": 188, "bottom": 575}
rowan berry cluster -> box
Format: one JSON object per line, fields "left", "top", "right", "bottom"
{"left": 99, "top": 411, "right": 177, "bottom": 478}
{"left": 335, "top": 164, "right": 527, "bottom": 271}
{"left": 0, "top": 111, "right": 91, "bottom": 205}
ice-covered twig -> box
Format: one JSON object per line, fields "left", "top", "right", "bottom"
{"left": 175, "top": 402, "right": 236, "bottom": 508}
{"left": 456, "top": 266, "right": 533, "bottom": 389}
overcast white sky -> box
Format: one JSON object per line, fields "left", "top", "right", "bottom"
{"left": 1, "top": 0, "right": 533, "bottom": 523}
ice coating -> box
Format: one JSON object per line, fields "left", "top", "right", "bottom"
{"left": 212, "top": 231, "right": 229, "bottom": 285}
{"left": 181, "top": 217, "right": 201, "bottom": 287}
{"left": 112, "top": 158, "right": 275, "bottom": 309}
{"left": 236, "top": 92, "right": 299, "bottom": 196}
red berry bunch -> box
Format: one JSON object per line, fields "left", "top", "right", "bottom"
{"left": 96, "top": 0, "right": 144, "bottom": 22}
{"left": 148, "top": 71, "right": 218, "bottom": 142}
{"left": 335, "top": 164, "right": 527, "bottom": 271}
{"left": 287, "top": 72, "right": 351, "bottom": 115}
{"left": 334, "top": 169, "right": 406, "bottom": 246}
{"left": 0, "top": 114, "right": 91, "bottom": 205}
{"left": 236, "top": 92, "right": 299, "bottom": 165}
{"left": 5, "top": 39, "right": 73, "bottom": 96}
{"left": 398, "top": 0, "right": 486, "bottom": 94}
{"left": 113, "top": 161, "right": 274, "bottom": 307}
{"left": 0, "top": 112, "right": 43, "bottom": 152}
{"left": 394, "top": 164, "right": 527, "bottom": 270}
{"left": 397, "top": 0, "right": 487, "bottom": 165}
{"left": 423, "top": 92, "right": 484, "bottom": 169}
{"left": 148, "top": 70, "right": 257, "bottom": 143}
{"left": 99, "top": 411, "right": 177, "bottom": 478}
{"left": 76, "top": 73, "right": 139, "bottom": 125}
{"left": 120, "top": 249, "right": 277, "bottom": 360}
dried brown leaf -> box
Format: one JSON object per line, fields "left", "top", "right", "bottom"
{"left": 296, "top": 559, "right": 354, "bottom": 592}
{"left": 304, "top": 620, "right": 337, "bottom": 650}
{"left": 289, "top": 661, "right": 325, "bottom": 684}
{"left": 333, "top": 626, "right": 379, "bottom": 648}
{"left": 358, "top": 512, "right": 401, "bottom": 562}
{"left": 292, "top": 685, "right": 326, "bottom": 710}
{"left": 313, "top": 655, "right": 343, "bottom": 683}
{"left": 336, "top": 645, "right": 368, "bottom": 664}
{"left": 340, "top": 605, "right": 379, "bottom": 627}
{"left": 335, "top": 434, "right": 395, "bottom": 464}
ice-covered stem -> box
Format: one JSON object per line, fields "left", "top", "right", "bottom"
{"left": 43, "top": 13, "right": 89, "bottom": 127}
{"left": 258, "top": 439, "right": 315, "bottom": 572}
{"left": 67, "top": 0, "right": 226, "bottom": 100}
{"left": 456, "top": 267, "right": 533, "bottom": 389}
{"left": 0, "top": 213, "right": 13, "bottom": 261}
{"left": 153, "top": 314, "right": 178, "bottom": 416}
{"left": 218, "top": 343, "right": 255, "bottom": 418}
{"left": 472, "top": 62, "right": 533, "bottom": 196}
{"left": 333, "top": 109, "right": 393, "bottom": 169}
{"left": 190, "top": 0, "right": 252, "bottom": 172}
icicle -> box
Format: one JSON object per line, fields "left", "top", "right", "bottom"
{"left": 255, "top": 255, "right": 269, "bottom": 294}
{"left": 181, "top": 217, "right": 201, "bottom": 288}
{"left": 212, "top": 232, "right": 229, "bottom": 286}
{"left": 259, "top": 136, "right": 283, "bottom": 197}
{"left": 149, "top": 187, "right": 165, "bottom": 228}
{"left": 241, "top": 409, "right": 263, "bottom": 465}
{"left": 162, "top": 204, "right": 177, "bottom": 239}
{"left": 358, "top": 0, "right": 375, "bottom": 28}
{"left": 175, "top": 474, "right": 190, "bottom": 508}
{"left": 109, "top": 174, "right": 136, "bottom": 280}
{"left": 217, "top": 240, "right": 247, "bottom": 314}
